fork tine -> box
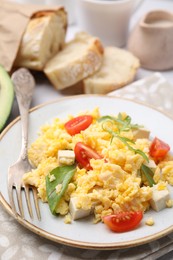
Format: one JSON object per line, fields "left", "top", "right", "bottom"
{"left": 32, "top": 187, "right": 41, "bottom": 220}
{"left": 24, "top": 185, "right": 33, "bottom": 219}
{"left": 24, "top": 184, "right": 41, "bottom": 220}
{"left": 16, "top": 184, "right": 24, "bottom": 218}
{"left": 8, "top": 183, "right": 18, "bottom": 217}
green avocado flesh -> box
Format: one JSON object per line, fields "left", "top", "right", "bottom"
{"left": 0, "top": 65, "right": 14, "bottom": 131}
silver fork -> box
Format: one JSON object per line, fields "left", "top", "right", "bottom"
{"left": 8, "top": 68, "right": 41, "bottom": 220}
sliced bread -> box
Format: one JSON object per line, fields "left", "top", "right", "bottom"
{"left": 83, "top": 47, "right": 140, "bottom": 94}
{"left": 15, "top": 9, "right": 67, "bottom": 71}
{"left": 44, "top": 32, "right": 104, "bottom": 90}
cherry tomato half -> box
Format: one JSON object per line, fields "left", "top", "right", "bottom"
{"left": 103, "top": 211, "right": 143, "bottom": 233}
{"left": 74, "top": 142, "right": 102, "bottom": 170}
{"left": 64, "top": 115, "right": 93, "bottom": 136}
{"left": 149, "top": 137, "right": 170, "bottom": 161}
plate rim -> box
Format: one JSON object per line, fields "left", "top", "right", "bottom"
{"left": 1, "top": 94, "right": 173, "bottom": 250}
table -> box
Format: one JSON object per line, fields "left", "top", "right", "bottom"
{"left": 1, "top": 0, "right": 173, "bottom": 259}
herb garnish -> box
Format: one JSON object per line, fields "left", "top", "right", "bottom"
{"left": 98, "top": 114, "right": 143, "bottom": 131}
{"left": 98, "top": 114, "right": 149, "bottom": 162}
{"left": 46, "top": 164, "right": 76, "bottom": 215}
{"left": 140, "top": 164, "right": 156, "bottom": 187}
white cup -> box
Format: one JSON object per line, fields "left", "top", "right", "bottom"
{"left": 74, "top": 0, "right": 143, "bottom": 47}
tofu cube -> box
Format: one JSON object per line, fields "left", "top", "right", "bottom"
{"left": 133, "top": 128, "right": 150, "bottom": 141}
{"left": 58, "top": 150, "right": 75, "bottom": 165}
{"left": 150, "top": 185, "right": 170, "bottom": 211}
{"left": 69, "top": 197, "right": 92, "bottom": 220}
{"left": 144, "top": 160, "right": 157, "bottom": 170}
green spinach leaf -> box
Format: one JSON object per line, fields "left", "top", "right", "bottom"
{"left": 46, "top": 164, "right": 76, "bottom": 215}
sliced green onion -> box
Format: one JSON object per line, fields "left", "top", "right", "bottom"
{"left": 140, "top": 164, "right": 156, "bottom": 187}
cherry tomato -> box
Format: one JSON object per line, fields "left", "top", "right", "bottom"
{"left": 74, "top": 142, "right": 102, "bottom": 170}
{"left": 103, "top": 211, "right": 143, "bottom": 233}
{"left": 149, "top": 137, "right": 170, "bottom": 161}
{"left": 64, "top": 115, "right": 93, "bottom": 136}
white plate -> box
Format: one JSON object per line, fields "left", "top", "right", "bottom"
{"left": 1, "top": 95, "right": 173, "bottom": 250}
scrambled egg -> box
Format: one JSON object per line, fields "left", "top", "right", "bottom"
{"left": 23, "top": 108, "right": 173, "bottom": 223}
{"left": 145, "top": 217, "right": 154, "bottom": 226}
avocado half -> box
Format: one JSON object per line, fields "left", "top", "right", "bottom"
{"left": 0, "top": 65, "right": 14, "bottom": 131}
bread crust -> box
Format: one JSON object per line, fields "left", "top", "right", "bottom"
{"left": 44, "top": 32, "right": 104, "bottom": 90}
{"left": 14, "top": 8, "right": 67, "bottom": 71}
{"left": 83, "top": 47, "right": 140, "bottom": 94}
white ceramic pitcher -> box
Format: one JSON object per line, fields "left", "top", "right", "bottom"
{"left": 128, "top": 10, "right": 173, "bottom": 70}
{"left": 74, "top": 0, "right": 144, "bottom": 47}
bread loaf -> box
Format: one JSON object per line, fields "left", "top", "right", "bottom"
{"left": 83, "top": 47, "right": 140, "bottom": 94}
{"left": 44, "top": 32, "right": 104, "bottom": 90}
{"left": 14, "top": 9, "right": 67, "bottom": 71}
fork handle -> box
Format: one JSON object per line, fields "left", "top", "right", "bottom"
{"left": 18, "top": 101, "right": 30, "bottom": 161}
{"left": 12, "top": 68, "right": 35, "bottom": 161}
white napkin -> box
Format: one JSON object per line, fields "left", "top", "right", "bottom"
{"left": 108, "top": 72, "right": 173, "bottom": 115}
